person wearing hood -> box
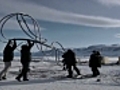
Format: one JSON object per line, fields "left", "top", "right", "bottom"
{"left": 89, "top": 50, "right": 101, "bottom": 77}
{"left": 0, "top": 39, "right": 17, "bottom": 80}
{"left": 62, "top": 49, "right": 81, "bottom": 78}
{"left": 16, "top": 40, "right": 34, "bottom": 82}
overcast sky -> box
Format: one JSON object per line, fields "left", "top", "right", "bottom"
{"left": 0, "top": 0, "right": 120, "bottom": 52}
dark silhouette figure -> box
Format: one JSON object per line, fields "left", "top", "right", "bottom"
{"left": 16, "top": 40, "right": 34, "bottom": 82}
{"left": 62, "top": 49, "right": 81, "bottom": 78}
{"left": 0, "top": 39, "right": 17, "bottom": 80}
{"left": 89, "top": 50, "right": 101, "bottom": 77}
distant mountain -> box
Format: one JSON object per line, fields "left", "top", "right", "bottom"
{"left": 32, "top": 44, "right": 120, "bottom": 57}
{"left": 73, "top": 44, "right": 120, "bottom": 57}
{"left": 1, "top": 44, "right": 120, "bottom": 57}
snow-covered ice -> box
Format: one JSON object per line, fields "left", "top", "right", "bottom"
{"left": 0, "top": 57, "right": 120, "bottom": 90}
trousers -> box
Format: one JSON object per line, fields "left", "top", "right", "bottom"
{"left": 0, "top": 62, "right": 11, "bottom": 79}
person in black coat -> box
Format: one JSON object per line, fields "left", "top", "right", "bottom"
{"left": 16, "top": 40, "right": 34, "bottom": 82}
{"left": 89, "top": 50, "right": 101, "bottom": 77}
{"left": 0, "top": 39, "right": 17, "bottom": 80}
{"left": 62, "top": 49, "right": 81, "bottom": 78}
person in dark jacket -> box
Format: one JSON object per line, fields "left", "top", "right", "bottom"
{"left": 0, "top": 39, "right": 17, "bottom": 80}
{"left": 89, "top": 50, "right": 101, "bottom": 77}
{"left": 16, "top": 40, "right": 34, "bottom": 82}
{"left": 62, "top": 49, "right": 81, "bottom": 78}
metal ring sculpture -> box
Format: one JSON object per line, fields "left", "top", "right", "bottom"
{"left": 0, "top": 13, "right": 65, "bottom": 64}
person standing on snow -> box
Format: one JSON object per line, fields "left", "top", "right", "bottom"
{"left": 62, "top": 49, "right": 81, "bottom": 78}
{"left": 0, "top": 39, "right": 17, "bottom": 80}
{"left": 89, "top": 50, "right": 101, "bottom": 77}
{"left": 16, "top": 40, "right": 34, "bottom": 82}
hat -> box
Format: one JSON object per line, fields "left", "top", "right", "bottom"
{"left": 22, "top": 44, "right": 27, "bottom": 48}
{"left": 92, "top": 50, "right": 96, "bottom": 53}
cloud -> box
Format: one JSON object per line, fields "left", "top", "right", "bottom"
{"left": 115, "top": 33, "right": 120, "bottom": 38}
{"left": 1, "top": 0, "right": 120, "bottom": 28}
{"left": 0, "top": 17, "right": 45, "bottom": 31}
{"left": 97, "top": 0, "right": 120, "bottom": 6}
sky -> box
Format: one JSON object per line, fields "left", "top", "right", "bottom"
{"left": 1, "top": 0, "right": 120, "bottom": 52}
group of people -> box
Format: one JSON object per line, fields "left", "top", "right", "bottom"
{"left": 62, "top": 49, "right": 102, "bottom": 78}
{"left": 0, "top": 39, "right": 34, "bottom": 82}
{"left": 0, "top": 39, "right": 102, "bottom": 81}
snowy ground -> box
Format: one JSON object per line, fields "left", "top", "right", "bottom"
{"left": 0, "top": 57, "right": 120, "bottom": 90}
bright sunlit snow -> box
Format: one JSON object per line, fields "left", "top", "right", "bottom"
{"left": 0, "top": 57, "right": 120, "bottom": 90}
